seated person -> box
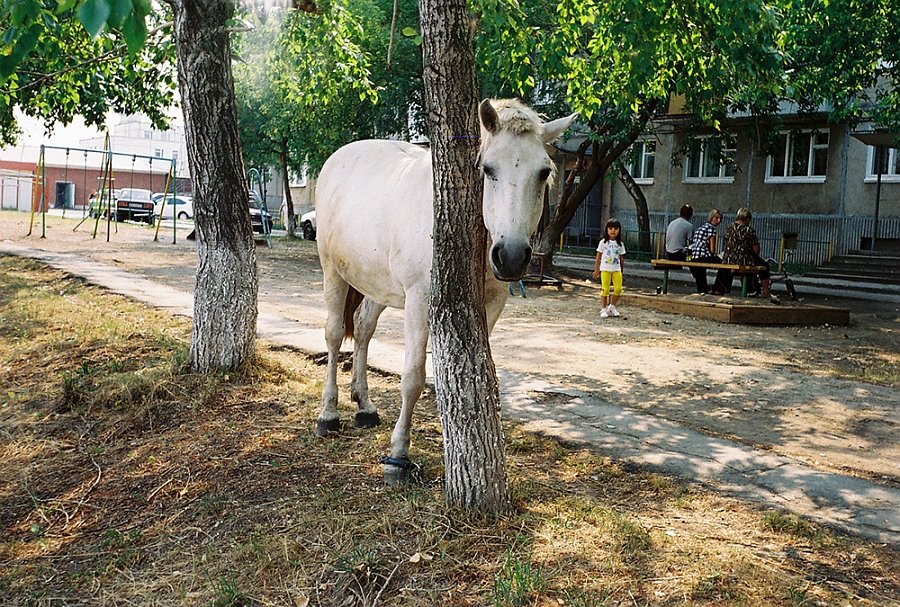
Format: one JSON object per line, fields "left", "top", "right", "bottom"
{"left": 687, "top": 209, "right": 723, "bottom": 294}
{"left": 710, "top": 208, "right": 776, "bottom": 301}
{"left": 665, "top": 204, "right": 694, "bottom": 261}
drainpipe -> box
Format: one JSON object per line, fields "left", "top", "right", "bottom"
{"left": 744, "top": 140, "right": 754, "bottom": 208}
{"left": 872, "top": 145, "right": 883, "bottom": 251}
{"left": 838, "top": 124, "right": 849, "bottom": 217}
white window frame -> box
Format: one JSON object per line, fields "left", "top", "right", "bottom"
{"left": 864, "top": 146, "right": 900, "bottom": 183}
{"left": 683, "top": 136, "right": 736, "bottom": 184}
{"left": 628, "top": 140, "right": 656, "bottom": 185}
{"left": 765, "top": 129, "right": 829, "bottom": 183}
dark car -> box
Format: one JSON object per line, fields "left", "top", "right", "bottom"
{"left": 115, "top": 188, "right": 155, "bottom": 224}
{"left": 249, "top": 192, "right": 273, "bottom": 234}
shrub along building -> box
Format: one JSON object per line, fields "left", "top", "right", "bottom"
{"left": 554, "top": 103, "right": 900, "bottom": 273}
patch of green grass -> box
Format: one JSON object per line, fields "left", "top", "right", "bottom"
{"left": 491, "top": 537, "right": 548, "bottom": 607}
{"left": 761, "top": 511, "right": 827, "bottom": 544}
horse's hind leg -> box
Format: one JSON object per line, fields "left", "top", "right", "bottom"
{"left": 317, "top": 270, "right": 350, "bottom": 436}
{"left": 351, "top": 297, "right": 385, "bottom": 428}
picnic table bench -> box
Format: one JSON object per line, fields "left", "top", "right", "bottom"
{"left": 650, "top": 259, "right": 767, "bottom": 296}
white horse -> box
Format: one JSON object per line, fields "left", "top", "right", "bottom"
{"left": 314, "top": 99, "right": 576, "bottom": 478}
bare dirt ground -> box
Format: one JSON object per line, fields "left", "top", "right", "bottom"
{"left": 3, "top": 211, "right": 900, "bottom": 491}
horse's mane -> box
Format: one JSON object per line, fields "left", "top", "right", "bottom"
{"left": 479, "top": 98, "right": 556, "bottom": 185}
{"left": 481, "top": 99, "right": 543, "bottom": 143}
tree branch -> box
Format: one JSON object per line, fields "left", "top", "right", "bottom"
{"left": 294, "top": 0, "right": 322, "bottom": 14}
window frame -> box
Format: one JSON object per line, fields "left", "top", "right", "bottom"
{"left": 864, "top": 146, "right": 900, "bottom": 183}
{"left": 682, "top": 136, "right": 737, "bottom": 184}
{"left": 628, "top": 139, "right": 656, "bottom": 185}
{"left": 765, "top": 129, "right": 829, "bottom": 183}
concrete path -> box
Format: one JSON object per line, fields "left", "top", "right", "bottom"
{"left": 3, "top": 240, "right": 899, "bottom": 547}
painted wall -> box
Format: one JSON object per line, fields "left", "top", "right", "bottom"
{"left": 607, "top": 125, "right": 899, "bottom": 222}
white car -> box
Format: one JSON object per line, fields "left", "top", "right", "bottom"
{"left": 154, "top": 194, "right": 194, "bottom": 220}
{"left": 300, "top": 210, "right": 316, "bottom": 240}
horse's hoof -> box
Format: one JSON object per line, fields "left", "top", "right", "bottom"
{"left": 316, "top": 418, "right": 340, "bottom": 436}
{"left": 355, "top": 411, "right": 380, "bottom": 429}
{"left": 383, "top": 464, "right": 412, "bottom": 485}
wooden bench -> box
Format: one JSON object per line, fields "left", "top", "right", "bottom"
{"left": 650, "top": 259, "right": 767, "bottom": 296}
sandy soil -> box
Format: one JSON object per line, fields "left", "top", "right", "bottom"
{"left": 3, "top": 210, "right": 900, "bottom": 490}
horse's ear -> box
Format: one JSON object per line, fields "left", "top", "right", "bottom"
{"left": 479, "top": 99, "right": 500, "bottom": 134}
{"left": 541, "top": 112, "right": 578, "bottom": 144}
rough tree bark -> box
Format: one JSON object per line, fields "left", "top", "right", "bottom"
{"left": 420, "top": 0, "right": 510, "bottom": 513}
{"left": 170, "top": 0, "right": 259, "bottom": 373}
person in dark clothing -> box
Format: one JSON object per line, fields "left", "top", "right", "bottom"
{"left": 710, "top": 208, "right": 777, "bottom": 302}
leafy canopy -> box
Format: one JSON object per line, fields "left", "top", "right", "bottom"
{"left": 1, "top": 0, "right": 176, "bottom": 145}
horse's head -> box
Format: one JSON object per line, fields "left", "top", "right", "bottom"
{"left": 478, "top": 99, "right": 577, "bottom": 281}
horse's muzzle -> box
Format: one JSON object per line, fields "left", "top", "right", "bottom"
{"left": 490, "top": 240, "right": 532, "bottom": 281}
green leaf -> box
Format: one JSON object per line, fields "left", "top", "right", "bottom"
{"left": 121, "top": 11, "right": 147, "bottom": 55}
{"left": 77, "top": 0, "right": 111, "bottom": 38}
{"left": 107, "top": 0, "right": 133, "bottom": 29}
{"left": 57, "top": 0, "right": 79, "bottom": 13}
{"left": 401, "top": 26, "right": 418, "bottom": 37}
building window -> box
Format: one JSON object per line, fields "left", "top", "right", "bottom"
{"left": 154, "top": 149, "right": 163, "bottom": 158}
{"left": 766, "top": 130, "right": 829, "bottom": 182}
{"left": 628, "top": 140, "right": 656, "bottom": 183}
{"left": 865, "top": 146, "right": 900, "bottom": 182}
{"left": 684, "top": 136, "right": 736, "bottom": 182}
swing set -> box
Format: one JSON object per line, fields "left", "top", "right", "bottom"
{"left": 28, "top": 137, "right": 182, "bottom": 243}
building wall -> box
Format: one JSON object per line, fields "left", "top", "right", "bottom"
{"left": 608, "top": 124, "right": 899, "bottom": 223}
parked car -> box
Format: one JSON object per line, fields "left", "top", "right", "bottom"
{"left": 88, "top": 191, "right": 117, "bottom": 218}
{"left": 154, "top": 194, "right": 194, "bottom": 220}
{"left": 249, "top": 192, "right": 273, "bottom": 234}
{"left": 115, "top": 188, "right": 155, "bottom": 224}
{"left": 300, "top": 210, "right": 316, "bottom": 240}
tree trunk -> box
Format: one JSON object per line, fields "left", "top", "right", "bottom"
{"left": 280, "top": 140, "right": 296, "bottom": 237}
{"left": 617, "top": 166, "right": 652, "bottom": 253}
{"left": 171, "top": 0, "right": 259, "bottom": 373}
{"left": 420, "top": 0, "right": 509, "bottom": 514}
{"left": 535, "top": 109, "right": 658, "bottom": 266}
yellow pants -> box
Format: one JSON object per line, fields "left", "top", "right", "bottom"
{"left": 601, "top": 271, "right": 623, "bottom": 297}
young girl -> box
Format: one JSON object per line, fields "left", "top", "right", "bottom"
{"left": 591, "top": 218, "right": 626, "bottom": 317}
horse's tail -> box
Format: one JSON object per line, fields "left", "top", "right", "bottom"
{"left": 343, "top": 286, "right": 364, "bottom": 341}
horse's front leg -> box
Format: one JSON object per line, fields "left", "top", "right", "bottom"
{"left": 383, "top": 291, "right": 429, "bottom": 485}
{"left": 317, "top": 275, "right": 349, "bottom": 436}
{"left": 484, "top": 275, "right": 511, "bottom": 333}
{"left": 351, "top": 297, "right": 385, "bottom": 428}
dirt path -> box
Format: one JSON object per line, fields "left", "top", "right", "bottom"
{"left": 3, "top": 211, "right": 899, "bottom": 490}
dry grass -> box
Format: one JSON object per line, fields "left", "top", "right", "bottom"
{"left": 2, "top": 254, "right": 900, "bottom": 607}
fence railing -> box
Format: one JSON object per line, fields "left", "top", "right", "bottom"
{"left": 560, "top": 228, "right": 832, "bottom": 275}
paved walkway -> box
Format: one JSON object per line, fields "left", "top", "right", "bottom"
{"left": 3, "top": 240, "right": 900, "bottom": 547}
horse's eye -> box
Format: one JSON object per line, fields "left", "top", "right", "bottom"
{"left": 538, "top": 167, "right": 552, "bottom": 182}
{"left": 483, "top": 165, "right": 496, "bottom": 180}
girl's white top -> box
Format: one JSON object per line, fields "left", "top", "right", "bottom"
{"left": 596, "top": 240, "right": 626, "bottom": 272}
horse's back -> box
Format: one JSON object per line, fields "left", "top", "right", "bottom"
{"left": 316, "top": 140, "right": 434, "bottom": 308}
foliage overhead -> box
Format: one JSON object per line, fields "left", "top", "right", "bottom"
{"left": 472, "top": 0, "right": 900, "bottom": 144}
{"left": 0, "top": 0, "right": 176, "bottom": 146}
{"left": 234, "top": 0, "right": 423, "bottom": 178}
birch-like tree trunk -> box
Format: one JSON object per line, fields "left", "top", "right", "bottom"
{"left": 170, "top": 0, "right": 259, "bottom": 373}
{"left": 420, "top": 0, "right": 510, "bottom": 514}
